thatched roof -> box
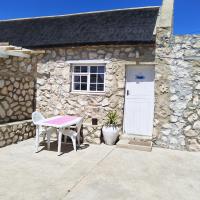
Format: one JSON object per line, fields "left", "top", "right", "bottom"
{"left": 0, "top": 7, "right": 159, "bottom": 48}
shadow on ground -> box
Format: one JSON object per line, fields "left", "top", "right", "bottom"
{"left": 38, "top": 140, "right": 90, "bottom": 155}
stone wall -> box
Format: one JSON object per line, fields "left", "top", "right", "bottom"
{"left": 155, "top": 35, "right": 200, "bottom": 151}
{"left": 35, "top": 45, "right": 155, "bottom": 144}
{"left": 0, "top": 57, "right": 36, "bottom": 124}
{"left": 0, "top": 120, "right": 35, "bottom": 148}
{"left": 154, "top": 27, "right": 173, "bottom": 143}
{"left": 184, "top": 59, "right": 200, "bottom": 151}
{"left": 1, "top": 37, "right": 199, "bottom": 151}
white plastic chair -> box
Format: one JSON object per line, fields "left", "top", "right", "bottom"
{"left": 32, "top": 111, "right": 54, "bottom": 152}
{"left": 62, "top": 118, "right": 83, "bottom": 152}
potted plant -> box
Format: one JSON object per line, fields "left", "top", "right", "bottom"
{"left": 102, "top": 111, "right": 119, "bottom": 145}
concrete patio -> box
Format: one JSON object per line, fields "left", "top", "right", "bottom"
{"left": 0, "top": 138, "right": 200, "bottom": 200}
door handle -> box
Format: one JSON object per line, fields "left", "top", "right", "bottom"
{"left": 127, "top": 90, "right": 129, "bottom": 96}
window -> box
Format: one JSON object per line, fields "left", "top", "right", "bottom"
{"left": 72, "top": 65, "right": 105, "bottom": 92}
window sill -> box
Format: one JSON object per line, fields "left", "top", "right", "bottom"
{"left": 70, "top": 91, "right": 106, "bottom": 96}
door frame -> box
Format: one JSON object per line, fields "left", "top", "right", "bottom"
{"left": 123, "top": 64, "right": 155, "bottom": 135}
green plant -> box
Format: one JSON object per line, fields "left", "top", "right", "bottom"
{"left": 105, "top": 111, "right": 118, "bottom": 127}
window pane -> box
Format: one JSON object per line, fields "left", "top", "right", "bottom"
{"left": 74, "top": 66, "right": 80, "bottom": 73}
{"left": 73, "top": 65, "right": 105, "bottom": 92}
{"left": 90, "top": 84, "right": 96, "bottom": 91}
{"left": 97, "top": 74, "right": 104, "bottom": 83}
{"left": 74, "top": 76, "right": 80, "bottom": 82}
{"left": 81, "top": 83, "right": 87, "bottom": 90}
{"left": 97, "top": 84, "right": 104, "bottom": 91}
{"left": 81, "top": 66, "right": 88, "bottom": 73}
{"left": 74, "top": 83, "right": 80, "bottom": 90}
{"left": 98, "top": 66, "right": 105, "bottom": 73}
{"left": 81, "top": 76, "right": 87, "bottom": 83}
{"left": 90, "top": 74, "right": 97, "bottom": 83}
{"left": 90, "top": 66, "right": 97, "bottom": 73}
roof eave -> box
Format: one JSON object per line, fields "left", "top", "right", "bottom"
{"left": 23, "top": 40, "right": 156, "bottom": 49}
{"left": 0, "top": 6, "right": 160, "bottom": 22}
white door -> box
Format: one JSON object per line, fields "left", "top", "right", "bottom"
{"left": 124, "top": 65, "right": 155, "bottom": 136}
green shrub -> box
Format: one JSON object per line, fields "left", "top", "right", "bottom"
{"left": 105, "top": 111, "right": 118, "bottom": 127}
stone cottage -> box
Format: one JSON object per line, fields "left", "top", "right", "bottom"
{"left": 0, "top": 0, "right": 200, "bottom": 151}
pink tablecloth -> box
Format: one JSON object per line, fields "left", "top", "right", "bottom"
{"left": 44, "top": 115, "right": 78, "bottom": 126}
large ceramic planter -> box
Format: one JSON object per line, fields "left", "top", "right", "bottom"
{"left": 102, "top": 126, "right": 119, "bottom": 145}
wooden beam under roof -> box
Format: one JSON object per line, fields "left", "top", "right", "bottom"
{"left": 6, "top": 50, "right": 30, "bottom": 58}
{"left": 0, "top": 51, "right": 9, "bottom": 58}
{"left": 0, "top": 42, "right": 45, "bottom": 58}
{"left": 0, "top": 42, "right": 9, "bottom": 46}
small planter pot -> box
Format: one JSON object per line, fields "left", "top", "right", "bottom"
{"left": 102, "top": 126, "right": 119, "bottom": 145}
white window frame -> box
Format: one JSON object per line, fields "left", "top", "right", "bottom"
{"left": 71, "top": 64, "right": 106, "bottom": 93}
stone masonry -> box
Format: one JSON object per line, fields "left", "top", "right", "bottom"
{"left": 0, "top": 37, "right": 199, "bottom": 151}
{"left": 0, "top": 120, "right": 35, "bottom": 148}
{"left": 0, "top": 56, "right": 36, "bottom": 124}
{"left": 0, "top": 0, "right": 199, "bottom": 151}
{"left": 0, "top": 56, "right": 37, "bottom": 148}
{"left": 154, "top": 27, "right": 173, "bottom": 145}
{"left": 153, "top": 0, "right": 200, "bottom": 151}
{"left": 155, "top": 35, "right": 200, "bottom": 151}
{"left": 183, "top": 59, "right": 200, "bottom": 151}
{"left": 0, "top": 38, "right": 199, "bottom": 151}
{"left": 35, "top": 45, "right": 155, "bottom": 144}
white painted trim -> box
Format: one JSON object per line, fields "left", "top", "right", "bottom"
{"left": 70, "top": 91, "right": 106, "bottom": 96}
{"left": 71, "top": 65, "right": 106, "bottom": 93}
{"left": 0, "top": 44, "right": 44, "bottom": 58}
{"left": 139, "top": 62, "right": 156, "bottom": 65}
{"left": 125, "top": 61, "right": 156, "bottom": 66}
{"left": 66, "top": 60, "right": 110, "bottom": 64}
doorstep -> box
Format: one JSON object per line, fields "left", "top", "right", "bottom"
{"left": 116, "top": 134, "right": 152, "bottom": 152}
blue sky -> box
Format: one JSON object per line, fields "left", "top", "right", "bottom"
{"left": 0, "top": 0, "right": 199, "bottom": 35}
